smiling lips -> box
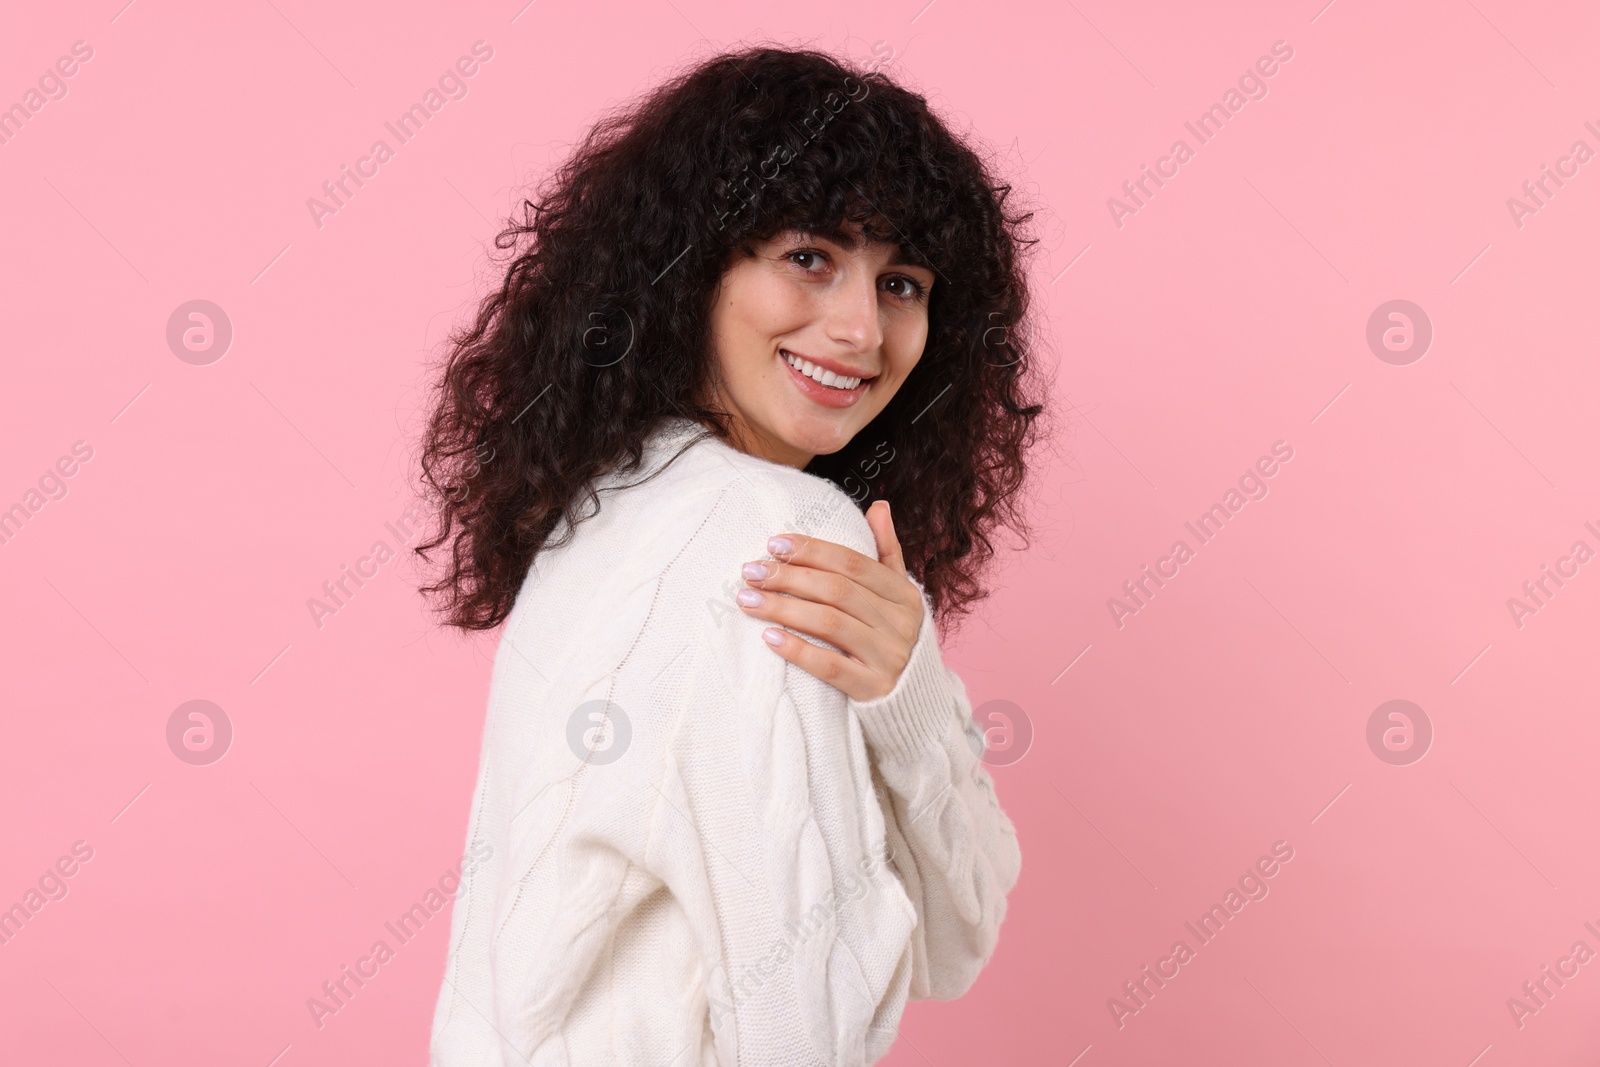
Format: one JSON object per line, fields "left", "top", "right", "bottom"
{"left": 779, "top": 349, "right": 874, "bottom": 409}
{"left": 781, "top": 349, "right": 871, "bottom": 388}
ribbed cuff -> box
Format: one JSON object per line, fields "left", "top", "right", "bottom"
{"left": 849, "top": 579, "right": 961, "bottom": 765}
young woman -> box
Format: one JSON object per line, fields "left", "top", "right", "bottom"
{"left": 416, "top": 44, "right": 1049, "bottom": 1067}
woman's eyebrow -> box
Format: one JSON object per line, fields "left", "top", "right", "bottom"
{"left": 786, "top": 225, "right": 929, "bottom": 273}
{"left": 885, "top": 248, "right": 934, "bottom": 275}
{"left": 787, "top": 225, "right": 857, "bottom": 248}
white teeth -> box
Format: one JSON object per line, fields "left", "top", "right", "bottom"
{"left": 782, "top": 351, "right": 862, "bottom": 390}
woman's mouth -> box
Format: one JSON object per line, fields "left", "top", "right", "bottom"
{"left": 779, "top": 350, "right": 873, "bottom": 409}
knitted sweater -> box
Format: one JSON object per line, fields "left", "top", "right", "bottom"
{"left": 428, "top": 416, "right": 1022, "bottom": 1066}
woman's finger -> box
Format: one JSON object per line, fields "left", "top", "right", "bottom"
{"left": 737, "top": 584, "right": 888, "bottom": 667}
{"left": 744, "top": 558, "right": 917, "bottom": 648}
{"left": 767, "top": 531, "right": 915, "bottom": 607}
{"left": 756, "top": 625, "right": 879, "bottom": 702}
{"left": 865, "top": 500, "right": 908, "bottom": 578}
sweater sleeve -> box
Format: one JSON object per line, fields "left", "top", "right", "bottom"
{"left": 665, "top": 485, "right": 930, "bottom": 1066}
{"left": 501, "top": 481, "right": 930, "bottom": 1067}
{"left": 847, "top": 574, "right": 1023, "bottom": 1001}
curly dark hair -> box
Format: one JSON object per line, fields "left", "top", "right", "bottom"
{"left": 411, "top": 43, "right": 1053, "bottom": 638}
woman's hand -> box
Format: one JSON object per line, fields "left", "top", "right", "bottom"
{"left": 735, "top": 500, "right": 924, "bottom": 702}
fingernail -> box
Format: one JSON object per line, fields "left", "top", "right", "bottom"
{"left": 736, "top": 589, "right": 763, "bottom": 607}
{"left": 762, "top": 627, "right": 784, "bottom": 646}
{"left": 742, "top": 561, "right": 771, "bottom": 580}
{"left": 768, "top": 536, "right": 794, "bottom": 556}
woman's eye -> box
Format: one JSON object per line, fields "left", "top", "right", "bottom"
{"left": 786, "top": 250, "right": 825, "bottom": 271}
{"left": 882, "top": 275, "right": 927, "bottom": 300}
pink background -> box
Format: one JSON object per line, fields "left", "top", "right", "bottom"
{"left": 2, "top": 0, "right": 1597, "bottom": 1063}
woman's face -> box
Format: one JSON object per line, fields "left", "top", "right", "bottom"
{"left": 704, "top": 227, "right": 936, "bottom": 468}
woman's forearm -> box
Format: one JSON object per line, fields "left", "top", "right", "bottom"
{"left": 849, "top": 581, "right": 1024, "bottom": 1001}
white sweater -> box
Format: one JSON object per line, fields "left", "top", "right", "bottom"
{"left": 428, "top": 416, "right": 1022, "bottom": 1066}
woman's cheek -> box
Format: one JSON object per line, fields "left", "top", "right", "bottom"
{"left": 888, "top": 320, "right": 929, "bottom": 372}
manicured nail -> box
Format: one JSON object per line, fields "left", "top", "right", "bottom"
{"left": 736, "top": 589, "right": 763, "bottom": 607}
{"left": 742, "top": 561, "right": 771, "bottom": 580}
{"left": 768, "top": 536, "right": 794, "bottom": 557}
{"left": 762, "top": 627, "right": 784, "bottom": 646}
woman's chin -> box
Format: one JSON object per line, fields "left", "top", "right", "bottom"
{"left": 778, "top": 411, "right": 862, "bottom": 457}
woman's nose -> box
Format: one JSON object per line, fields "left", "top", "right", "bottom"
{"left": 823, "top": 271, "right": 883, "bottom": 353}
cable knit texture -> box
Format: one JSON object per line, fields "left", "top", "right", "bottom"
{"left": 428, "top": 416, "right": 1022, "bottom": 1066}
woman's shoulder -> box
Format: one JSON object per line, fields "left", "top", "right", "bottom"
{"left": 651, "top": 419, "right": 877, "bottom": 560}
{"left": 586, "top": 417, "right": 877, "bottom": 564}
